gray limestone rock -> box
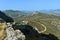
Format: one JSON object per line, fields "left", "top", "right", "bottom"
{"left": 4, "top": 25, "right": 25, "bottom": 40}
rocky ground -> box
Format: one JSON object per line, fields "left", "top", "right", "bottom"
{"left": 4, "top": 23, "right": 25, "bottom": 40}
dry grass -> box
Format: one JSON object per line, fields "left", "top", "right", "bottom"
{"left": 0, "top": 23, "right": 6, "bottom": 40}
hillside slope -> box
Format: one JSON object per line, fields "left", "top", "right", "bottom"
{"left": 2, "top": 10, "right": 60, "bottom": 40}
{"left": 19, "top": 12, "right": 60, "bottom": 39}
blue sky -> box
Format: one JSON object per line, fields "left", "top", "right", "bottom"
{"left": 0, "top": 0, "right": 60, "bottom": 11}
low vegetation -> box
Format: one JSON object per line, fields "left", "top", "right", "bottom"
{"left": 0, "top": 10, "right": 60, "bottom": 40}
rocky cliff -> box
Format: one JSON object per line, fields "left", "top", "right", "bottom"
{"left": 4, "top": 24, "right": 25, "bottom": 40}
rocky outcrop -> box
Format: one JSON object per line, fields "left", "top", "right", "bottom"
{"left": 4, "top": 25, "right": 25, "bottom": 40}
{"left": 0, "top": 11, "right": 26, "bottom": 40}
{"left": 15, "top": 30, "right": 25, "bottom": 40}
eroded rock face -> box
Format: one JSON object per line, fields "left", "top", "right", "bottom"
{"left": 15, "top": 30, "right": 26, "bottom": 40}
{"left": 4, "top": 25, "right": 25, "bottom": 40}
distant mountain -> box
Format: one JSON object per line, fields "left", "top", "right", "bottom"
{"left": 40, "top": 9, "right": 60, "bottom": 14}
{"left": 3, "top": 10, "right": 28, "bottom": 22}
{"left": 3, "top": 10, "right": 27, "bottom": 17}
{"left": 0, "top": 11, "right": 14, "bottom": 23}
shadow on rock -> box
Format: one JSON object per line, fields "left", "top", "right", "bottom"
{"left": 0, "top": 11, "right": 14, "bottom": 23}
{"left": 12, "top": 24, "right": 59, "bottom": 40}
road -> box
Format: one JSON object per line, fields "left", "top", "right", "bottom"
{"left": 25, "top": 16, "right": 47, "bottom": 33}
{"left": 30, "top": 21, "right": 47, "bottom": 33}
